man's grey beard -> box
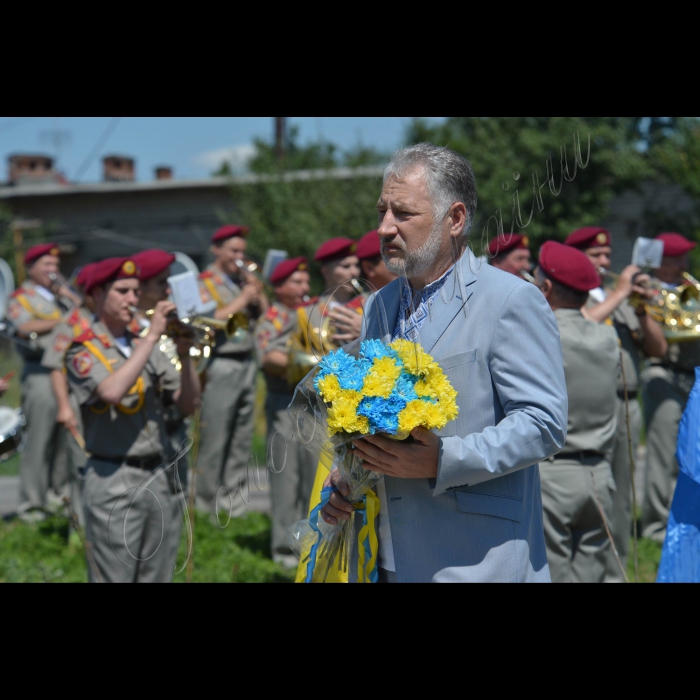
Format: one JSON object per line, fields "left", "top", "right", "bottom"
{"left": 383, "top": 220, "right": 444, "bottom": 279}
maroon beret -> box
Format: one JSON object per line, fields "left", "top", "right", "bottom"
{"left": 656, "top": 233, "right": 696, "bottom": 258}
{"left": 74, "top": 262, "right": 99, "bottom": 290}
{"left": 270, "top": 257, "right": 309, "bottom": 285}
{"left": 356, "top": 230, "right": 381, "bottom": 260}
{"left": 487, "top": 233, "right": 530, "bottom": 257}
{"left": 315, "top": 238, "right": 358, "bottom": 263}
{"left": 564, "top": 227, "right": 611, "bottom": 250}
{"left": 25, "top": 243, "right": 60, "bottom": 265}
{"left": 132, "top": 249, "right": 176, "bottom": 282}
{"left": 539, "top": 241, "right": 600, "bottom": 293}
{"left": 212, "top": 225, "right": 249, "bottom": 244}
{"left": 85, "top": 257, "right": 140, "bottom": 294}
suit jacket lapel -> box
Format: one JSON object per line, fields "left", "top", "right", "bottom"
{"left": 419, "top": 250, "right": 479, "bottom": 356}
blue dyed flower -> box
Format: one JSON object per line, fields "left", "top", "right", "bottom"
{"left": 337, "top": 358, "right": 371, "bottom": 391}
{"left": 392, "top": 374, "right": 419, "bottom": 403}
{"left": 318, "top": 349, "right": 356, "bottom": 378}
{"left": 360, "top": 339, "right": 399, "bottom": 364}
{"left": 357, "top": 395, "right": 406, "bottom": 436}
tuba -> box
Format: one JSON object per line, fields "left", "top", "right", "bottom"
{"left": 286, "top": 279, "right": 365, "bottom": 387}
{"left": 603, "top": 270, "right": 700, "bottom": 343}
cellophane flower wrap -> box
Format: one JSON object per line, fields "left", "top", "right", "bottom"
{"left": 287, "top": 339, "right": 458, "bottom": 583}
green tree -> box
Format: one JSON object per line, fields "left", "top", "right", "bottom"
{"left": 221, "top": 130, "right": 387, "bottom": 294}
{"left": 405, "top": 117, "right": 650, "bottom": 254}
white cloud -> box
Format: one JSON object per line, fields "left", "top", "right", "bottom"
{"left": 193, "top": 144, "right": 256, "bottom": 174}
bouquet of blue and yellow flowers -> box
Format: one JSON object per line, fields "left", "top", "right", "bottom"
{"left": 288, "top": 338, "right": 458, "bottom": 583}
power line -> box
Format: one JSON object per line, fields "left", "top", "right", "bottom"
{"left": 72, "top": 117, "right": 122, "bottom": 182}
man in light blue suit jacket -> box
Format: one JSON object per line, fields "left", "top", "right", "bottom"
{"left": 322, "top": 144, "right": 568, "bottom": 583}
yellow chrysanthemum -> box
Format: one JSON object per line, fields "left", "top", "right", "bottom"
{"left": 415, "top": 378, "right": 438, "bottom": 400}
{"left": 327, "top": 392, "right": 367, "bottom": 435}
{"left": 390, "top": 339, "right": 437, "bottom": 377}
{"left": 317, "top": 374, "right": 342, "bottom": 403}
{"left": 397, "top": 400, "right": 428, "bottom": 435}
{"left": 362, "top": 356, "right": 402, "bottom": 398}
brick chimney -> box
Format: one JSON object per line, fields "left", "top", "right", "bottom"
{"left": 155, "top": 166, "right": 173, "bottom": 181}
{"left": 103, "top": 155, "right": 135, "bottom": 182}
{"left": 8, "top": 154, "right": 58, "bottom": 186}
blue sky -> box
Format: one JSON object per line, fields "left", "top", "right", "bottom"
{"left": 0, "top": 117, "right": 446, "bottom": 183}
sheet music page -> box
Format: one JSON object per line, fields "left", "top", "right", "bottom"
{"left": 168, "top": 272, "right": 206, "bottom": 319}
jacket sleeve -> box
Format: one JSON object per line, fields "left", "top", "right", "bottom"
{"left": 434, "top": 282, "right": 568, "bottom": 496}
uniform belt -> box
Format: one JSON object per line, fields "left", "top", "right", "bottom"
{"left": 549, "top": 451, "right": 605, "bottom": 463}
{"left": 618, "top": 390, "right": 638, "bottom": 400}
{"left": 659, "top": 364, "right": 696, "bottom": 376}
{"left": 93, "top": 454, "right": 164, "bottom": 470}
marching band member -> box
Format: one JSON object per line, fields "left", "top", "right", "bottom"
{"left": 41, "top": 262, "right": 98, "bottom": 524}
{"left": 535, "top": 242, "right": 620, "bottom": 583}
{"left": 196, "top": 225, "right": 266, "bottom": 516}
{"left": 487, "top": 232, "right": 533, "bottom": 279}
{"left": 254, "top": 257, "right": 314, "bottom": 567}
{"left": 64, "top": 257, "right": 201, "bottom": 583}
{"left": 642, "top": 233, "right": 700, "bottom": 543}
{"left": 131, "top": 248, "right": 189, "bottom": 568}
{"left": 6, "top": 244, "right": 81, "bottom": 522}
{"left": 356, "top": 229, "right": 398, "bottom": 293}
{"left": 564, "top": 227, "right": 667, "bottom": 580}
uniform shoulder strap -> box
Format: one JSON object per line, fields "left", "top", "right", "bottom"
{"left": 73, "top": 328, "right": 96, "bottom": 345}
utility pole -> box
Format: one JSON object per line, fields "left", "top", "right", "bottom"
{"left": 275, "top": 117, "right": 287, "bottom": 160}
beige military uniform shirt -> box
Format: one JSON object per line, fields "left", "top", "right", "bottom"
{"left": 555, "top": 308, "right": 620, "bottom": 457}
{"left": 198, "top": 263, "right": 260, "bottom": 356}
{"left": 254, "top": 301, "right": 297, "bottom": 394}
{"left": 647, "top": 276, "right": 700, "bottom": 373}
{"left": 41, "top": 306, "right": 94, "bottom": 371}
{"left": 6, "top": 280, "right": 76, "bottom": 363}
{"left": 587, "top": 292, "right": 645, "bottom": 394}
{"left": 64, "top": 321, "right": 180, "bottom": 460}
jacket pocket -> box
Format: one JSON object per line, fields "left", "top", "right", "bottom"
{"left": 454, "top": 490, "right": 522, "bottom": 523}
{"left": 440, "top": 349, "right": 477, "bottom": 371}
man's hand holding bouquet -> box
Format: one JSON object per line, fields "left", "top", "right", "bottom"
{"left": 288, "top": 338, "right": 458, "bottom": 583}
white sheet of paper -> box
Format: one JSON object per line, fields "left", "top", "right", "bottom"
{"left": 263, "top": 249, "right": 288, "bottom": 281}
{"left": 632, "top": 238, "right": 664, "bottom": 269}
{"left": 168, "top": 272, "right": 206, "bottom": 319}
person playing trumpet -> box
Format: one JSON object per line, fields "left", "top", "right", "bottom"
{"left": 564, "top": 226, "right": 667, "bottom": 580}
{"left": 64, "top": 257, "right": 201, "bottom": 583}
{"left": 6, "top": 243, "right": 81, "bottom": 522}
{"left": 196, "top": 225, "right": 267, "bottom": 516}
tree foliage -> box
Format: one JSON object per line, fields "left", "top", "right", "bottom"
{"left": 223, "top": 127, "right": 388, "bottom": 293}
{"left": 405, "top": 117, "right": 651, "bottom": 254}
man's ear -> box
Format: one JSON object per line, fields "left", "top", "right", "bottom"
{"left": 448, "top": 202, "right": 468, "bottom": 239}
{"left": 210, "top": 244, "right": 219, "bottom": 258}
{"left": 541, "top": 279, "right": 553, "bottom": 299}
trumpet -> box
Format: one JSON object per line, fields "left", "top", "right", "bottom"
{"left": 520, "top": 270, "right": 536, "bottom": 284}
{"left": 129, "top": 307, "right": 245, "bottom": 372}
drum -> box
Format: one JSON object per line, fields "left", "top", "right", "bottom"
{"left": 0, "top": 406, "right": 26, "bottom": 462}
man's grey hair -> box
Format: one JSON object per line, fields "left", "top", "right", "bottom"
{"left": 384, "top": 143, "right": 478, "bottom": 238}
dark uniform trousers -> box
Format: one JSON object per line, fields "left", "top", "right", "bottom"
{"left": 266, "top": 390, "right": 317, "bottom": 557}
{"left": 195, "top": 354, "right": 257, "bottom": 517}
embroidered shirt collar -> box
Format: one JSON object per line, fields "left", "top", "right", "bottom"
{"left": 394, "top": 265, "right": 456, "bottom": 342}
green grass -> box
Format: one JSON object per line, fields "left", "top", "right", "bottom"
{"left": 0, "top": 510, "right": 295, "bottom": 584}
{"left": 0, "top": 454, "right": 19, "bottom": 477}
{"left": 626, "top": 538, "right": 663, "bottom": 584}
